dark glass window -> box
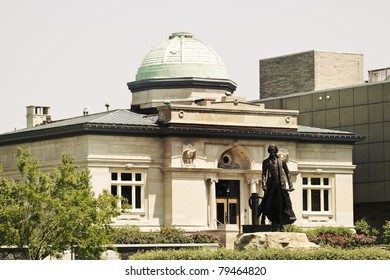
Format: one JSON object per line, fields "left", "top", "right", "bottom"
{"left": 121, "top": 186, "right": 132, "bottom": 206}
{"left": 303, "top": 177, "right": 308, "bottom": 185}
{"left": 121, "top": 173, "right": 132, "bottom": 181}
{"left": 311, "top": 190, "right": 321, "bottom": 211}
{"left": 324, "top": 190, "right": 329, "bottom": 211}
{"left": 135, "top": 186, "right": 142, "bottom": 209}
{"left": 111, "top": 185, "right": 117, "bottom": 196}
{"left": 229, "top": 203, "right": 237, "bottom": 224}
{"left": 111, "top": 173, "right": 118, "bottom": 181}
{"left": 135, "top": 173, "right": 142, "bottom": 181}
{"left": 311, "top": 178, "right": 321, "bottom": 185}
{"left": 324, "top": 178, "right": 329, "bottom": 185}
{"left": 303, "top": 190, "right": 308, "bottom": 211}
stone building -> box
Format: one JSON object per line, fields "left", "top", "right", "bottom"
{"left": 258, "top": 51, "right": 390, "bottom": 233}
{"left": 260, "top": 50, "right": 364, "bottom": 99}
{"left": 0, "top": 33, "right": 363, "bottom": 247}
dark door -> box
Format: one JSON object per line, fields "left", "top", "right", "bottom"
{"left": 216, "top": 180, "right": 240, "bottom": 225}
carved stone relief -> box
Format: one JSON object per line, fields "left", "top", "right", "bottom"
{"left": 181, "top": 144, "right": 196, "bottom": 166}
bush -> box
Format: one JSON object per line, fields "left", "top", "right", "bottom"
{"left": 155, "top": 226, "right": 193, "bottom": 244}
{"left": 286, "top": 224, "right": 377, "bottom": 249}
{"left": 110, "top": 226, "right": 220, "bottom": 245}
{"left": 283, "top": 224, "right": 305, "bottom": 233}
{"left": 308, "top": 234, "right": 376, "bottom": 248}
{"left": 128, "top": 247, "right": 390, "bottom": 260}
{"left": 305, "top": 226, "right": 353, "bottom": 238}
{"left": 190, "top": 232, "right": 222, "bottom": 245}
{"left": 355, "top": 218, "right": 379, "bottom": 236}
{"left": 383, "top": 220, "right": 390, "bottom": 248}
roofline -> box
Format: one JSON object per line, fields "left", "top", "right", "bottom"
{"left": 127, "top": 77, "right": 237, "bottom": 93}
{"left": 0, "top": 123, "right": 365, "bottom": 146}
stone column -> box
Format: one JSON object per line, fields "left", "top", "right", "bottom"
{"left": 205, "top": 177, "right": 218, "bottom": 229}
{"left": 245, "top": 177, "right": 261, "bottom": 225}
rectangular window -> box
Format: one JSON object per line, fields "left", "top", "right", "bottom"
{"left": 303, "top": 190, "right": 308, "bottom": 211}
{"left": 110, "top": 171, "right": 145, "bottom": 212}
{"left": 121, "top": 173, "right": 132, "bottom": 181}
{"left": 302, "top": 176, "right": 332, "bottom": 214}
{"left": 311, "top": 190, "right": 321, "bottom": 211}
{"left": 111, "top": 185, "right": 117, "bottom": 196}
{"left": 135, "top": 186, "right": 142, "bottom": 209}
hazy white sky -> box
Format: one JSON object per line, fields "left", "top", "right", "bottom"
{"left": 1, "top": 0, "right": 389, "bottom": 133}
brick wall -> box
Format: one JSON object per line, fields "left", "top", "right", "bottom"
{"left": 260, "top": 51, "right": 315, "bottom": 99}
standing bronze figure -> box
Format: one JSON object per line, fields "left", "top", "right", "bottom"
{"left": 258, "top": 144, "right": 296, "bottom": 231}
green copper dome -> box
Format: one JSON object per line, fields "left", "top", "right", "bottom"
{"left": 135, "top": 32, "right": 230, "bottom": 81}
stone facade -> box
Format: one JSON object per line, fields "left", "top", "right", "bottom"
{"left": 0, "top": 34, "right": 363, "bottom": 249}
{"left": 0, "top": 125, "right": 358, "bottom": 233}
{"left": 260, "top": 50, "right": 364, "bottom": 99}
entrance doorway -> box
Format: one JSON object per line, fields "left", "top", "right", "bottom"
{"left": 216, "top": 180, "right": 240, "bottom": 225}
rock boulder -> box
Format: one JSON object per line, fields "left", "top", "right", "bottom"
{"left": 235, "top": 232, "right": 319, "bottom": 250}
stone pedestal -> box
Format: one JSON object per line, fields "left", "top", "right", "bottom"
{"left": 235, "top": 232, "right": 319, "bottom": 250}
{"left": 242, "top": 224, "right": 281, "bottom": 233}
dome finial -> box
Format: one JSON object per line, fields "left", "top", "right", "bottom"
{"left": 169, "top": 32, "right": 193, "bottom": 39}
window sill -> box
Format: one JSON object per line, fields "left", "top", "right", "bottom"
{"left": 302, "top": 212, "right": 333, "bottom": 222}
{"left": 117, "top": 211, "right": 145, "bottom": 221}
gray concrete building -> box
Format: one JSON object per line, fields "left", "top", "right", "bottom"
{"left": 257, "top": 51, "right": 390, "bottom": 233}
{"left": 260, "top": 50, "right": 364, "bottom": 99}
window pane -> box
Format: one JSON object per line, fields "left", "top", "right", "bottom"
{"left": 121, "top": 173, "right": 132, "bottom": 181}
{"left": 302, "top": 177, "right": 308, "bottom": 185}
{"left": 121, "top": 186, "right": 132, "bottom": 206}
{"left": 311, "top": 178, "right": 321, "bottom": 185}
{"left": 135, "top": 186, "right": 141, "bottom": 209}
{"left": 311, "top": 190, "right": 321, "bottom": 211}
{"left": 111, "top": 173, "right": 118, "bottom": 181}
{"left": 324, "top": 190, "right": 329, "bottom": 211}
{"left": 303, "top": 190, "right": 308, "bottom": 211}
{"left": 324, "top": 178, "right": 329, "bottom": 185}
{"left": 217, "top": 203, "right": 225, "bottom": 224}
{"left": 111, "top": 185, "right": 117, "bottom": 196}
{"left": 135, "top": 173, "right": 142, "bottom": 181}
{"left": 229, "top": 203, "right": 237, "bottom": 224}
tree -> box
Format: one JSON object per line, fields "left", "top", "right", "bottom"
{"left": 0, "top": 148, "right": 119, "bottom": 259}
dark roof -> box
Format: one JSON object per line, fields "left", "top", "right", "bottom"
{"left": 0, "top": 109, "right": 364, "bottom": 146}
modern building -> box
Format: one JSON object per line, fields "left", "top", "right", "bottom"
{"left": 0, "top": 33, "right": 363, "bottom": 247}
{"left": 257, "top": 50, "right": 390, "bottom": 233}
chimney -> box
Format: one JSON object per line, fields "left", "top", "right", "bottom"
{"left": 26, "top": 106, "right": 51, "bottom": 128}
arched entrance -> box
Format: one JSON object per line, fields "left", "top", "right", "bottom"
{"left": 214, "top": 146, "right": 253, "bottom": 226}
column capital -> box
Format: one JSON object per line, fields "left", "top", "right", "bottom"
{"left": 205, "top": 177, "right": 218, "bottom": 183}
{"left": 245, "top": 177, "right": 261, "bottom": 185}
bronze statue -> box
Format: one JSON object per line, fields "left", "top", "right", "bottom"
{"left": 258, "top": 144, "right": 296, "bottom": 231}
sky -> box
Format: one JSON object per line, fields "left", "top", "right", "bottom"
{"left": 1, "top": 0, "right": 390, "bottom": 133}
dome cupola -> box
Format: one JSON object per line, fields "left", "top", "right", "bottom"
{"left": 128, "top": 32, "right": 237, "bottom": 113}
{"left": 134, "top": 32, "right": 230, "bottom": 81}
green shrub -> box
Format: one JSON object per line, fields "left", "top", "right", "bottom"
{"left": 110, "top": 226, "right": 220, "bottom": 245}
{"left": 285, "top": 224, "right": 377, "bottom": 248}
{"left": 111, "top": 225, "right": 145, "bottom": 244}
{"left": 156, "top": 226, "right": 193, "bottom": 244}
{"left": 283, "top": 224, "right": 305, "bottom": 233}
{"left": 383, "top": 220, "right": 390, "bottom": 246}
{"left": 355, "top": 218, "right": 379, "bottom": 236}
{"left": 308, "top": 234, "right": 376, "bottom": 248}
{"left": 305, "top": 226, "right": 353, "bottom": 238}
{"left": 128, "top": 247, "right": 390, "bottom": 260}
{"left": 190, "top": 232, "right": 222, "bottom": 245}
